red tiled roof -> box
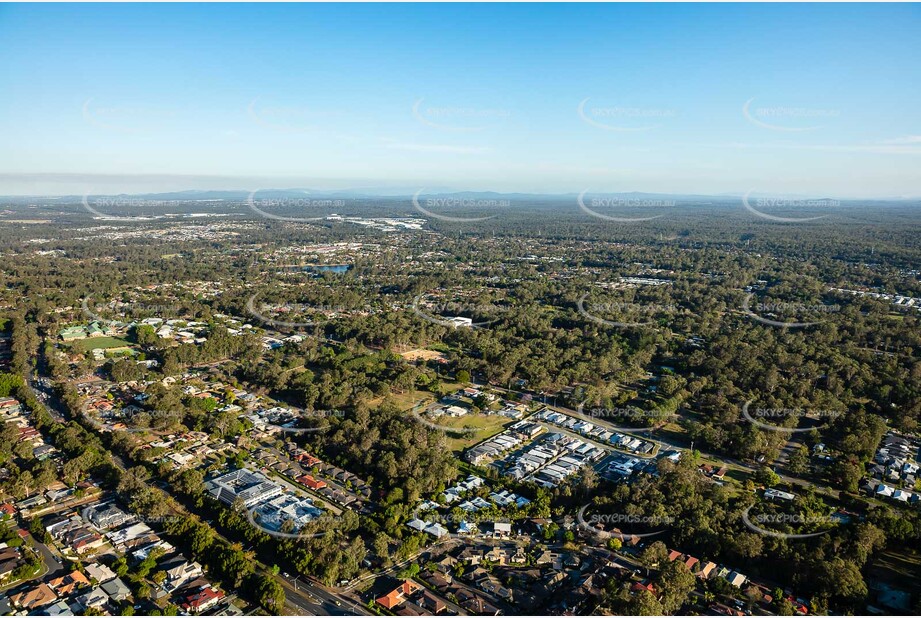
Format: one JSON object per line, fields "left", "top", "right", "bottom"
{"left": 376, "top": 580, "right": 422, "bottom": 609}
{"left": 48, "top": 570, "right": 90, "bottom": 595}
{"left": 182, "top": 586, "right": 224, "bottom": 610}
{"left": 377, "top": 590, "right": 404, "bottom": 609}
{"left": 400, "top": 580, "right": 422, "bottom": 596}
{"left": 631, "top": 581, "right": 656, "bottom": 593}
{"left": 297, "top": 474, "right": 327, "bottom": 490}
{"left": 296, "top": 452, "right": 322, "bottom": 466}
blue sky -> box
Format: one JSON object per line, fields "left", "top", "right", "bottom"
{"left": 1, "top": 3, "right": 919, "bottom": 197}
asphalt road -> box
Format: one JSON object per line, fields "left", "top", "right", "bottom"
{"left": 281, "top": 574, "right": 371, "bottom": 616}
{"left": 29, "top": 531, "right": 66, "bottom": 579}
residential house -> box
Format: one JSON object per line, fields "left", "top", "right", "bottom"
{"left": 101, "top": 577, "right": 132, "bottom": 602}
{"left": 105, "top": 521, "right": 156, "bottom": 550}
{"left": 64, "top": 527, "right": 105, "bottom": 555}
{"left": 376, "top": 580, "right": 423, "bottom": 610}
{"left": 160, "top": 557, "right": 204, "bottom": 591}
{"left": 455, "top": 589, "right": 501, "bottom": 616}
{"left": 726, "top": 571, "right": 748, "bottom": 588}
{"left": 48, "top": 570, "right": 91, "bottom": 596}
{"left": 471, "top": 570, "right": 514, "bottom": 602}
{"left": 434, "top": 556, "right": 457, "bottom": 575}
{"left": 43, "top": 600, "right": 73, "bottom": 616}
{"left": 764, "top": 488, "right": 796, "bottom": 501}
{"left": 493, "top": 522, "right": 512, "bottom": 537}
{"left": 396, "top": 603, "right": 426, "bottom": 616}
{"left": 423, "top": 571, "right": 453, "bottom": 592}
{"left": 73, "top": 587, "right": 111, "bottom": 612}
{"left": 667, "top": 550, "right": 700, "bottom": 573}
{"left": 484, "top": 546, "right": 512, "bottom": 565}
{"left": 631, "top": 581, "right": 657, "bottom": 595}
{"left": 415, "top": 591, "right": 447, "bottom": 614}
{"left": 85, "top": 562, "right": 117, "bottom": 584}
{"left": 297, "top": 474, "right": 327, "bottom": 490}
{"left": 181, "top": 585, "right": 225, "bottom": 613}
{"left": 10, "top": 583, "right": 58, "bottom": 611}
{"left": 0, "top": 556, "right": 20, "bottom": 584}
{"left": 17, "top": 493, "right": 48, "bottom": 511}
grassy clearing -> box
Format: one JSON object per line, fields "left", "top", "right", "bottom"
{"left": 372, "top": 388, "right": 436, "bottom": 411}
{"left": 867, "top": 547, "right": 921, "bottom": 596}
{"left": 70, "top": 336, "right": 134, "bottom": 351}
{"left": 437, "top": 413, "right": 511, "bottom": 452}
{"left": 372, "top": 381, "right": 466, "bottom": 411}
{"left": 371, "top": 382, "right": 502, "bottom": 451}
{"left": 656, "top": 424, "right": 690, "bottom": 447}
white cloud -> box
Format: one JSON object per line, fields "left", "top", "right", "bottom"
{"left": 880, "top": 135, "right": 921, "bottom": 145}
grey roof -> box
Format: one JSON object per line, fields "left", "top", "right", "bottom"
{"left": 42, "top": 600, "right": 74, "bottom": 616}
{"left": 75, "top": 587, "right": 110, "bottom": 608}
{"left": 205, "top": 469, "right": 282, "bottom": 506}
{"left": 101, "top": 577, "right": 131, "bottom": 600}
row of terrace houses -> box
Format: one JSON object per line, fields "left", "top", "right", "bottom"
{"left": 538, "top": 409, "right": 656, "bottom": 455}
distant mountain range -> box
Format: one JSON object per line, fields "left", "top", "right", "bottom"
{"left": 2, "top": 189, "right": 918, "bottom": 203}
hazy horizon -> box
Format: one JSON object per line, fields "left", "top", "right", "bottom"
{"left": 3, "top": 181, "right": 920, "bottom": 202}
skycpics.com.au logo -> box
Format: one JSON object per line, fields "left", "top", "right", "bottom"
{"left": 82, "top": 296, "right": 187, "bottom": 323}
{"left": 411, "top": 293, "right": 508, "bottom": 329}
{"left": 247, "top": 190, "right": 347, "bottom": 223}
{"left": 741, "top": 506, "right": 837, "bottom": 539}
{"left": 408, "top": 506, "right": 523, "bottom": 542}
{"left": 408, "top": 401, "right": 486, "bottom": 436}
{"left": 412, "top": 98, "right": 511, "bottom": 132}
{"left": 741, "top": 292, "right": 839, "bottom": 328}
{"left": 264, "top": 409, "right": 346, "bottom": 434}
{"left": 81, "top": 406, "right": 183, "bottom": 436}
{"left": 82, "top": 98, "right": 178, "bottom": 134}
{"left": 577, "top": 402, "right": 674, "bottom": 433}
{"left": 247, "top": 98, "right": 347, "bottom": 134}
{"left": 577, "top": 191, "right": 673, "bottom": 223}
{"left": 81, "top": 194, "right": 180, "bottom": 221}
{"left": 412, "top": 190, "right": 506, "bottom": 223}
{"left": 741, "top": 401, "right": 843, "bottom": 434}
{"left": 576, "top": 294, "right": 680, "bottom": 328}
{"left": 577, "top": 98, "right": 676, "bottom": 132}
{"left": 742, "top": 97, "right": 840, "bottom": 132}
{"left": 245, "top": 294, "right": 347, "bottom": 330}
{"left": 741, "top": 191, "right": 837, "bottom": 223}
{"left": 245, "top": 508, "right": 341, "bottom": 540}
